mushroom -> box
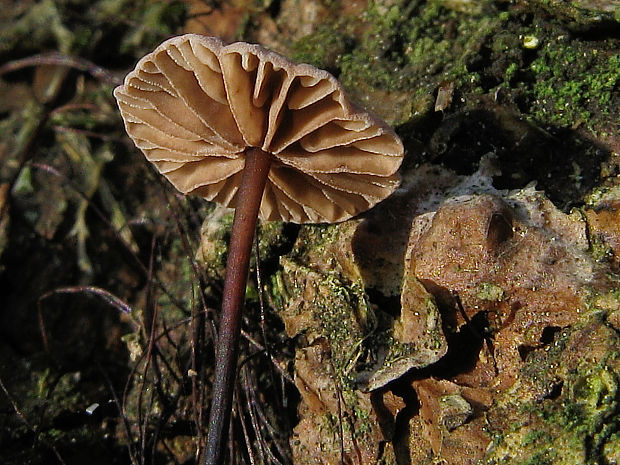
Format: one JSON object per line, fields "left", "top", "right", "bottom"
{"left": 114, "top": 34, "right": 404, "bottom": 465}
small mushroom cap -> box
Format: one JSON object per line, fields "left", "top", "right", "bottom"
{"left": 114, "top": 34, "right": 404, "bottom": 223}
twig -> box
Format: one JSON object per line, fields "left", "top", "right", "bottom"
{"left": 238, "top": 373, "right": 258, "bottom": 465}
{"left": 39, "top": 285, "right": 133, "bottom": 313}
{"left": 239, "top": 330, "right": 294, "bottom": 385}
{"left": 37, "top": 286, "right": 134, "bottom": 353}
{"left": 244, "top": 365, "right": 288, "bottom": 465}
{"left": 0, "top": 52, "right": 121, "bottom": 85}
{"left": 51, "top": 125, "right": 120, "bottom": 142}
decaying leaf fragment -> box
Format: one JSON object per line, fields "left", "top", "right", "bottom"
{"left": 409, "top": 189, "right": 609, "bottom": 388}
{"left": 272, "top": 159, "right": 620, "bottom": 465}
{"left": 411, "top": 378, "right": 493, "bottom": 464}
{"left": 399, "top": 168, "right": 619, "bottom": 464}
{"left": 364, "top": 264, "right": 447, "bottom": 390}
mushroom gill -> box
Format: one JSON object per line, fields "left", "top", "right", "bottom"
{"left": 114, "top": 34, "right": 403, "bottom": 224}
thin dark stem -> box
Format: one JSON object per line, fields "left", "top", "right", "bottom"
{"left": 205, "top": 148, "right": 272, "bottom": 465}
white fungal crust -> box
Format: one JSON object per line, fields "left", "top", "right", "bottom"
{"left": 114, "top": 34, "right": 404, "bottom": 223}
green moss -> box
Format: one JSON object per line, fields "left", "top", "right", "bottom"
{"left": 477, "top": 282, "right": 505, "bottom": 301}
{"left": 517, "top": 450, "right": 555, "bottom": 465}
{"left": 563, "top": 365, "right": 617, "bottom": 429}
{"left": 388, "top": 338, "right": 416, "bottom": 360}
{"left": 528, "top": 45, "right": 620, "bottom": 130}
{"left": 119, "top": 1, "right": 188, "bottom": 55}
{"left": 604, "top": 430, "right": 620, "bottom": 463}
{"left": 292, "top": 0, "right": 620, "bottom": 144}
{"left": 505, "top": 62, "right": 519, "bottom": 83}
{"left": 290, "top": 23, "right": 350, "bottom": 69}
{"left": 0, "top": 0, "right": 73, "bottom": 53}
{"left": 521, "top": 429, "right": 551, "bottom": 447}
{"left": 538, "top": 363, "right": 619, "bottom": 462}
{"left": 256, "top": 220, "right": 292, "bottom": 265}
{"left": 274, "top": 224, "right": 370, "bottom": 384}
{"left": 352, "top": 405, "right": 372, "bottom": 437}
{"left": 290, "top": 0, "right": 503, "bottom": 124}
{"left": 267, "top": 270, "right": 290, "bottom": 311}
{"left": 291, "top": 0, "right": 619, "bottom": 136}
{"left": 525, "top": 0, "right": 620, "bottom": 25}
{"left": 310, "top": 270, "right": 368, "bottom": 377}
{"left": 584, "top": 184, "right": 620, "bottom": 207}
{"left": 341, "top": 0, "right": 498, "bottom": 90}
{"left": 488, "top": 316, "right": 620, "bottom": 465}
{"left": 271, "top": 222, "right": 380, "bottom": 444}
{"left": 589, "top": 233, "right": 615, "bottom": 263}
